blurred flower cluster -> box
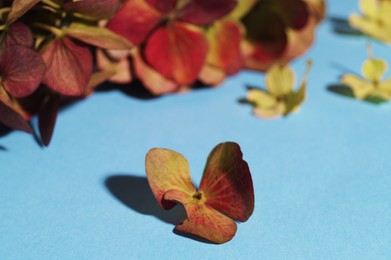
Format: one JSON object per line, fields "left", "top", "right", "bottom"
{"left": 0, "top": 0, "right": 325, "bottom": 145}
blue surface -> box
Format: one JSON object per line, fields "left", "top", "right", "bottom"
{"left": 1, "top": 0, "right": 391, "bottom": 259}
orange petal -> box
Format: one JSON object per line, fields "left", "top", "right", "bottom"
{"left": 144, "top": 22, "right": 209, "bottom": 85}
{"left": 145, "top": 148, "right": 197, "bottom": 210}
{"left": 199, "top": 142, "right": 254, "bottom": 222}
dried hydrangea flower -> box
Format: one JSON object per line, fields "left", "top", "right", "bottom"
{"left": 246, "top": 60, "right": 312, "bottom": 118}
{"left": 145, "top": 142, "right": 254, "bottom": 244}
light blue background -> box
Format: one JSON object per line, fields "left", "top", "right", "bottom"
{"left": 1, "top": 0, "right": 391, "bottom": 259}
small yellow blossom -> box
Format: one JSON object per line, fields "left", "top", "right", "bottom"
{"left": 246, "top": 61, "right": 312, "bottom": 119}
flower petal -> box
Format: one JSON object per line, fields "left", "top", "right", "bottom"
{"left": 207, "top": 20, "right": 243, "bottom": 75}
{"left": 247, "top": 89, "right": 277, "bottom": 107}
{"left": 1, "top": 45, "right": 46, "bottom": 98}
{"left": 275, "top": 0, "right": 309, "bottom": 29}
{"left": 66, "top": 23, "right": 133, "bottom": 50}
{"left": 0, "top": 87, "right": 32, "bottom": 133}
{"left": 172, "top": 202, "right": 237, "bottom": 244}
{"left": 107, "top": 0, "right": 161, "bottom": 45}
{"left": 253, "top": 103, "right": 285, "bottom": 119}
{"left": 199, "top": 142, "right": 254, "bottom": 222}
{"left": 7, "top": 0, "right": 41, "bottom": 24}
{"left": 362, "top": 58, "right": 387, "bottom": 82}
{"left": 145, "top": 0, "right": 178, "bottom": 13}
{"left": 340, "top": 74, "right": 373, "bottom": 99}
{"left": 145, "top": 148, "right": 197, "bottom": 210}
{"left": 39, "top": 94, "right": 60, "bottom": 146}
{"left": 266, "top": 64, "right": 296, "bottom": 96}
{"left": 177, "top": 0, "right": 237, "bottom": 25}
{"left": 6, "top": 22, "right": 34, "bottom": 47}
{"left": 144, "top": 22, "right": 208, "bottom": 85}
{"left": 63, "top": 0, "right": 121, "bottom": 20}
{"left": 42, "top": 38, "right": 93, "bottom": 96}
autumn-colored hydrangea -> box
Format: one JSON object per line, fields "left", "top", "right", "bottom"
{"left": 145, "top": 142, "right": 254, "bottom": 243}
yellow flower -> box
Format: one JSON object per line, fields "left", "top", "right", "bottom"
{"left": 340, "top": 50, "right": 391, "bottom": 100}
{"left": 246, "top": 61, "right": 312, "bottom": 119}
{"left": 349, "top": 0, "right": 391, "bottom": 44}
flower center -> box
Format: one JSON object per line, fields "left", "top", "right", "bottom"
{"left": 193, "top": 192, "right": 202, "bottom": 200}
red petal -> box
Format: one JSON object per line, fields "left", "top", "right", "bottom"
{"left": 107, "top": 0, "right": 161, "bottom": 45}
{"left": 42, "top": 38, "right": 93, "bottom": 96}
{"left": 198, "top": 65, "right": 226, "bottom": 86}
{"left": 145, "top": 0, "right": 178, "bottom": 13}
{"left": 7, "top": 22, "right": 34, "bottom": 47}
{"left": 63, "top": 0, "right": 121, "bottom": 20}
{"left": 7, "top": 0, "right": 40, "bottom": 24}
{"left": 0, "top": 88, "right": 31, "bottom": 133}
{"left": 177, "top": 0, "right": 237, "bottom": 25}
{"left": 207, "top": 20, "right": 243, "bottom": 75}
{"left": 1, "top": 45, "right": 45, "bottom": 98}
{"left": 39, "top": 94, "right": 60, "bottom": 146}
{"left": 145, "top": 148, "right": 197, "bottom": 210}
{"left": 132, "top": 49, "right": 178, "bottom": 95}
{"left": 199, "top": 142, "right": 254, "bottom": 222}
{"left": 144, "top": 22, "right": 208, "bottom": 85}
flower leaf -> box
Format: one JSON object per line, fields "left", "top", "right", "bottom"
{"left": 7, "top": 0, "right": 41, "bottom": 24}
{"left": 66, "top": 23, "right": 133, "bottom": 50}
{"left": 63, "top": 0, "right": 121, "bottom": 20}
